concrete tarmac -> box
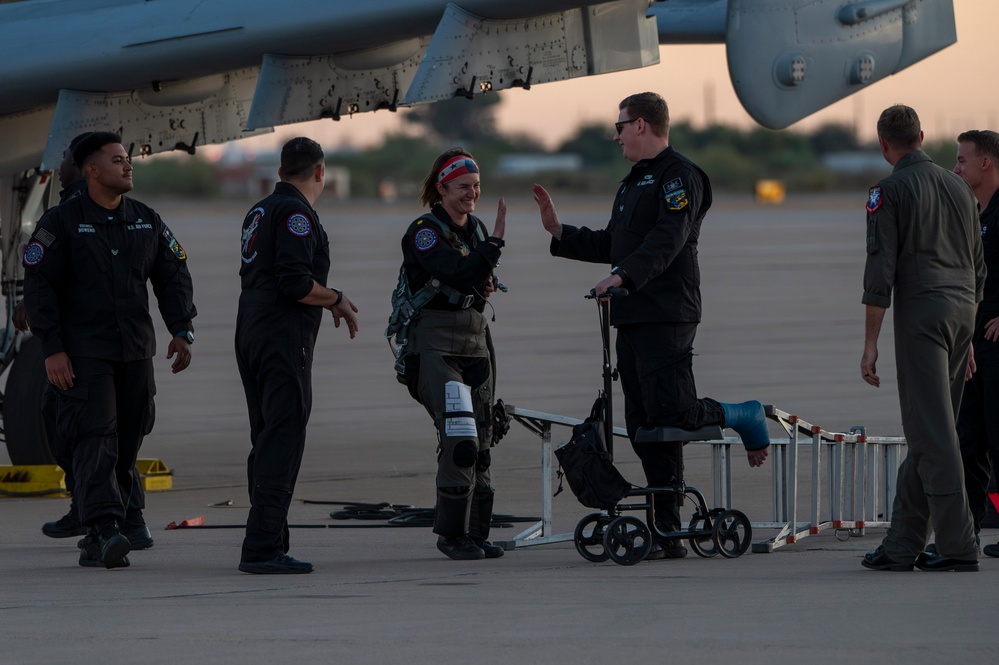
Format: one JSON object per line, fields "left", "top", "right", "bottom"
{"left": 1, "top": 194, "right": 993, "bottom": 664}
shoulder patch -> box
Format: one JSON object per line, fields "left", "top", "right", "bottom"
{"left": 23, "top": 241, "right": 45, "bottom": 266}
{"left": 35, "top": 227, "right": 56, "bottom": 248}
{"left": 866, "top": 186, "right": 883, "bottom": 213}
{"left": 169, "top": 238, "right": 187, "bottom": 261}
{"left": 663, "top": 188, "right": 689, "bottom": 211}
{"left": 286, "top": 213, "right": 312, "bottom": 237}
{"left": 663, "top": 178, "right": 683, "bottom": 194}
{"left": 242, "top": 207, "right": 263, "bottom": 263}
{"left": 414, "top": 227, "right": 438, "bottom": 252}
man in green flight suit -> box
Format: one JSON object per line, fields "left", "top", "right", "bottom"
{"left": 860, "top": 105, "right": 986, "bottom": 573}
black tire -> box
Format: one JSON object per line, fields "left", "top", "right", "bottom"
{"left": 603, "top": 515, "right": 652, "bottom": 566}
{"left": 3, "top": 335, "right": 53, "bottom": 464}
{"left": 687, "top": 512, "right": 718, "bottom": 558}
{"left": 573, "top": 512, "right": 612, "bottom": 563}
{"left": 711, "top": 509, "right": 753, "bottom": 558}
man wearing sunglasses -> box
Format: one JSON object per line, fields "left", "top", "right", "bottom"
{"left": 533, "top": 92, "right": 770, "bottom": 560}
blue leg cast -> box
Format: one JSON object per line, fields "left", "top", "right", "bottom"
{"left": 720, "top": 400, "right": 769, "bottom": 450}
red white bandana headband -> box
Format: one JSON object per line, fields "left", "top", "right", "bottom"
{"left": 438, "top": 156, "right": 479, "bottom": 184}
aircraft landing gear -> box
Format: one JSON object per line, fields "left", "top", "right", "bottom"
{"left": 3, "top": 334, "right": 52, "bottom": 464}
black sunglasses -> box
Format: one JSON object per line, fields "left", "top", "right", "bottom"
{"left": 614, "top": 118, "right": 640, "bottom": 135}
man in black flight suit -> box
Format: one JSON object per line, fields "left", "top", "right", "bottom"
{"left": 952, "top": 129, "right": 999, "bottom": 558}
{"left": 22, "top": 131, "right": 196, "bottom": 569}
{"left": 533, "top": 92, "right": 770, "bottom": 560}
{"left": 235, "top": 137, "right": 358, "bottom": 575}
{"left": 17, "top": 132, "right": 154, "bottom": 550}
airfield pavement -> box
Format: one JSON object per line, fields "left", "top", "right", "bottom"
{"left": 0, "top": 193, "right": 994, "bottom": 664}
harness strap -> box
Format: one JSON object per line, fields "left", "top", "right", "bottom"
{"left": 385, "top": 212, "right": 483, "bottom": 352}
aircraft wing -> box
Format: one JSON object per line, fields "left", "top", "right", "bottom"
{"left": 0, "top": 0, "right": 958, "bottom": 175}
{"left": 651, "top": 0, "right": 957, "bottom": 129}
{"left": 0, "top": 0, "right": 658, "bottom": 174}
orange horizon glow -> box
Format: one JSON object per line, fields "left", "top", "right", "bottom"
{"left": 216, "top": 0, "right": 997, "bottom": 156}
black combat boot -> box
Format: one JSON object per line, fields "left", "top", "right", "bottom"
{"left": 238, "top": 554, "right": 314, "bottom": 574}
{"left": 42, "top": 499, "right": 88, "bottom": 538}
{"left": 122, "top": 512, "right": 154, "bottom": 550}
{"left": 646, "top": 537, "right": 688, "bottom": 560}
{"left": 94, "top": 518, "right": 131, "bottom": 569}
{"left": 78, "top": 531, "right": 106, "bottom": 568}
{"left": 468, "top": 489, "right": 504, "bottom": 559}
{"left": 436, "top": 535, "right": 485, "bottom": 560}
{"left": 434, "top": 488, "right": 483, "bottom": 560}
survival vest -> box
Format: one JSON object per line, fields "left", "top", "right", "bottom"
{"left": 385, "top": 212, "right": 487, "bottom": 383}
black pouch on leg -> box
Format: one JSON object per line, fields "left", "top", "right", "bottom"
{"left": 554, "top": 397, "right": 631, "bottom": 510}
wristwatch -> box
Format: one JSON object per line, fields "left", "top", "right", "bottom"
{"left": 610, "top": 265, "right": 632, "bottom": 290}
{"left": 177, "top": 330, "right": 195, "bottom": 344}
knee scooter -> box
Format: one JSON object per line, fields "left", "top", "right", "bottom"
{"left": 571, "top": 288, "right": 752, "bottom": 565}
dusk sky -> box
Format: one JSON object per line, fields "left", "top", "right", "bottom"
{"left": 235, "top": 0, "right": 997, "bottom": 153}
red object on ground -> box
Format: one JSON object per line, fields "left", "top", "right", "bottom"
{"left": 165, "top": 516, "right": 207, "bottom": 529}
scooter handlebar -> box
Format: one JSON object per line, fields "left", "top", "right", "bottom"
{"left": 585, "top": 287, "right": 629, "bottom": 300}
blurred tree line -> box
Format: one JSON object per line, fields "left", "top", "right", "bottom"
{"left": 131, "top": 93, "right": 964, "bottom": 199}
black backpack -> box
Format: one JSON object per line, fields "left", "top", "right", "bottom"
{"left": 554, "top": 396, "right": 632, "bottom": 510}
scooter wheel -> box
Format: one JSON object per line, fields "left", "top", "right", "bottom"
{"left": 687, "top": 512, "right": 718, "bottom": 558}
{"left": 603, "top": 515, "right": 652, "bottom": 565}
{"left": 573, "top": 512, "right": 612, "bottom": 562}
{"left": 711, "top": 509, "right": 752, "bottom": 558}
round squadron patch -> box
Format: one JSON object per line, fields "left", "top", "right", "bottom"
{"left": 23, "top": 242, "right": 44, "bottom": 266}
{"left": 286, "top": 214, "right": 312, "bottom": 237}
{"left": 866, "top": 186, "right": 883, "bottom": 213}
{"left": 414, "top": 228, "right": 438, "bottom": 252}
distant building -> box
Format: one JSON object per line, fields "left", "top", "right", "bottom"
{"left": 496, "top": 153, "right": 583, "bottom": 175}
{"left": 822, "top": 151, "right": 888, "bottom": 175}
{"left": 209, "top": 143, "right": 350, "bottom": 198}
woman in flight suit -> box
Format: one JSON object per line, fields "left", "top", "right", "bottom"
{"left": 398, "top": 148, "right": 506, "bottom": 560}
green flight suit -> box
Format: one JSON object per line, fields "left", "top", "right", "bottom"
{"left": 863, "top": 150, "right": 986, "bottom": 562}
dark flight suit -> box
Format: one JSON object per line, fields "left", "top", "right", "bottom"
{"left": 400, "top": 205, "right": 502, "bottom": 540}
{"left": 551, "top": 145, "right": 723, "bottom": 531}
{"left": 22, "top": 191, "right": 195, "bottom": 527}
{"left": 957, "top": 189, "right": 999, "bottom": 532}
{"left": 235, "top": 181, "right": 330, "bottom": 564}
{"left": 39, "top": 181, "right": 151, "bottom": 528}
{"left": 863, "top": 150, "right": 986, "bottom": 561}
{"left": 43, "top": 181, "right": 87, "bottom": 502}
